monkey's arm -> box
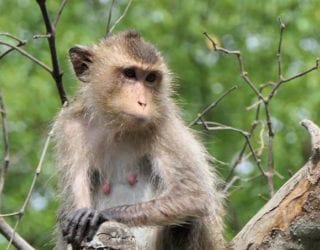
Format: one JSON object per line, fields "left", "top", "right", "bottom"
{"left": 55, "top": 116, "right": 92, "bottom": 209}
{"left": 54, "top": 115, "right": 96, "bottom": 245}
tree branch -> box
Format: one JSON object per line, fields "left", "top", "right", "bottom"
{"left": 36, "top": 0, "right": 68, "bottom": 104}
{"left": 54, "top": 0, "right": 69, "bottom": 27}
{"left": 277, "top": 17, "right": 285, "bottom": 81}
{"left": 109, "top": 0, "right": 133, "bottom": 34}
{"left": 5, "top": 129, "right": 53, "bottom": 249}
{"left": 204, "top": 32, "right": 264, "bottom": 100}
{"left": 105, "top": 0, "right": 115, "bottom": 37}
{"left": 0, "top": 41, "right": 52, "bottom": 72}
{"left": 0, "top": 90, "right": 9, "bottom": 208}
{"left": 189, "top": 85, "right": 237, "bottom": 126}
{"left": 0, "top": 33, "right": 27, "bottom": 59}
{"left": 0, "top": 218, "right": 34, "bottom": 250}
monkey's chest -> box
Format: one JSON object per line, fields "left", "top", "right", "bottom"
{"left": 91, "top": 157, "right": 156, "bottom": 210}
{"left": 91, "top": 162, "right": 158, "bottom": 249}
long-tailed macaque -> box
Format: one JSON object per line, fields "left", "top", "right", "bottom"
{"left": 54, "top": 30, "right": 225, "bottom": 250}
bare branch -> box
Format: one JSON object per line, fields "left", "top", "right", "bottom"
{"left": 0, "top": 218, "right": 34, "bottom": 250}
{"left": 105, "top": 0, "right": 116, "bottom": 37}
{"left": 225, "top": 106, "right": 262, "bottom": 183}
{"left": 0, "top": 33, "right": 26, "bottom": 44}
{"left": 36, "top": 0, "right": 68, "bottom": 104}
{"left": 33, "top": 34, "right": 51, "bottom": 39}
{"left": 54, "top": 0, "right": 69, "bottom": 27}
{"left": 223, "top": 176, "right": 240, "bottom": 193}
{"left": 264, "top": 102, "right": 275, "bottom": 196}
{"left": 277, "top": 17, "right": 285, "bottom": 81}
{"left": 0, "top": 31, "right": 27, "bottom": 60}
{"left": 6, "top": 129, "right": 53, "bottom": 249}
{"left": 203, "top": 32, "right": 264, "bottom": 100}
{"left": 0, "top": 41, "right": 52, "bottom": 72}
{"left": 199, "top": 120, "right": 265, "bottom": 177}
{"left": 0, "top": 90, "right": 9, "bottom": 207}
{"left": 204, "top": 21, "right": 319, "bottom": 197}
{"left": 189, "top": 85, "right": 238, "bottom": 127}
{"left": 268, "top": 59, "right": 319, "bottom": 101}
{"left": 0, "top": 211, "right": 21, "bottom": 217}
{"left": 109, "top": 0, "right": 133, "bottom": 34}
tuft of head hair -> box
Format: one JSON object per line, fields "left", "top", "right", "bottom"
{"left": 101, "top": 30, "right": 161, "bottom": 65}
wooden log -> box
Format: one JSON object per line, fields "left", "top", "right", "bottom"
{"left": 230, "top": 119, "right": 320, "bottom": 249}
{"left": 83, "top": 221, "right": 137, "bottom": 250}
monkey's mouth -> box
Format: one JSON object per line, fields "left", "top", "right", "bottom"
{"left": 120, "top": 112, "right": 151, "bottom": 124}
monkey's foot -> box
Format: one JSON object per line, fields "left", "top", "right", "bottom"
{"left": 83, "top": 221, "right": 137, "bottom": 250}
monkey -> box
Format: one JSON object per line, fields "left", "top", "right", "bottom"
{"left": 53, "top": 30, "right": 225, "bottom": 250}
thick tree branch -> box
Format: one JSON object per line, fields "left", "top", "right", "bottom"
{"left": 231, "top": 120, "right": 320, "bottom": 249}
{"left": 36, "top": 0, "right": 68, "bottom": 104}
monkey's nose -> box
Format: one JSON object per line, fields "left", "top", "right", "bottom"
{"left": 138, "top": 101, "right": 147, "bottom": 108}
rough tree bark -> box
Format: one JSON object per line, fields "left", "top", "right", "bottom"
{"left": 83, "top": 119, "right": 320, "bottom": 250}
{"left": 231, "top": 119, "right": 320, "bottom": 250}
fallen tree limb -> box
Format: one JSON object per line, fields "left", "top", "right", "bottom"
{"left": 83, "top": 221, "right": 137, "bottom": 250}
{"left": 230, "top": 119, "right": 320, "bottom": 249}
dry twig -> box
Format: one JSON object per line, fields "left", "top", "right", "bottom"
{"left": 0, "top": 91, "right": 9, "bottom": 208}
{"left": 203, "top": 18, "right": 319, "bottom": 196}
{"left": 5, "top": 130, "right": 53, "bottom": 250}
{"left": 0, "top": 33, "right": 27, "bottom": 59}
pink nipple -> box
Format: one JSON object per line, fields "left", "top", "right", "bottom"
{"left": 127, "top": 173, "right": 137, "bottom": 186}
{"left": 102, "top": 182, "right": 111, "bottom": 195}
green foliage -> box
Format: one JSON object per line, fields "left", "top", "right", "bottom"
{"left": 0, "top": 0, "right": 319, "bottom": 248}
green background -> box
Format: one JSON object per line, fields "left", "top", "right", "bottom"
{"left": 0, "top": 0, "right": 319, "bottom": 248}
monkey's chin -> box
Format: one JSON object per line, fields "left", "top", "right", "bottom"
{"left": 120, "top": 112, "right": 152, "bottom": 126}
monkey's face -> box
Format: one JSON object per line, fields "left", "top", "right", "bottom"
{"left": 69, "top": 31, "right": 171, "bottom": 130}
{"left": 109, "top": 66, "right": 164, "bottom": 124}
{"left": 88, "top": 62, "right": 167, "bottom": 130}
{"left": 70, "top": 47, "right": 168, "bottom": 129}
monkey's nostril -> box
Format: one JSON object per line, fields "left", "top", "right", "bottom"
{"left": 138, "top": 101, "right": 147, "bottom": 107}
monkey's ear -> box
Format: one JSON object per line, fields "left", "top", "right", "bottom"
{"left": 69, "top": 46, "right": 93, "bottom": 82}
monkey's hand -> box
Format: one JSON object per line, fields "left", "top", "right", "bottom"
{"left": 62, "top": 208, "right": 107, "bottom": 246}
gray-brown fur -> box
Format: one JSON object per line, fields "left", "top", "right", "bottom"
{"left": 54, "top": 30, "right": 225, "bottom": 250}
{"left": 107, "top": 30, "right": 160, "bottom": 64}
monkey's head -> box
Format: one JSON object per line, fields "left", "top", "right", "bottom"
{"left": 69, "top": 30, "right": 173, "bottom": 131}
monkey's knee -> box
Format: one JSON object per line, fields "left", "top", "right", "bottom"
{"left": 85, "top": 221, "right": 137, "bottom": 250}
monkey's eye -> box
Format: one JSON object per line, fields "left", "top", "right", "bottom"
{"left": 123, "top": 68, "right": 136, "bottom": 79}
{"left": 145, "top": 73, "right": 156, "bottom": 84}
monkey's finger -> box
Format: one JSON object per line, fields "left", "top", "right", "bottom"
{"left": 65, "top": 209, "right": 88, "bottom": 243}
{"left": 74, "top": 209, "right": 92, "bottom": 245}
{"left": 64, "top": 208, "right": 87, "bottom": 234}
{"left": 86, "top": 211, "right": 101, "bottom": 241}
